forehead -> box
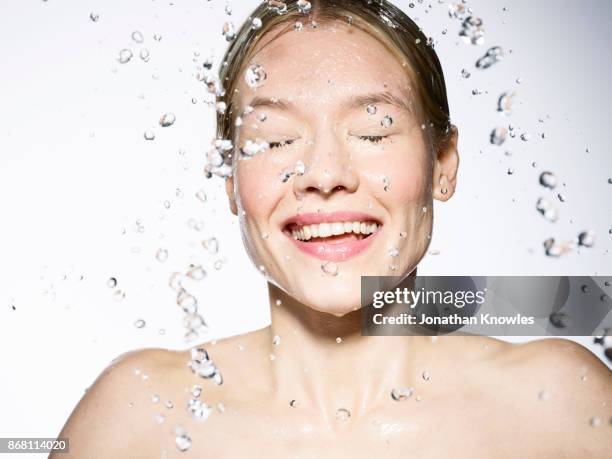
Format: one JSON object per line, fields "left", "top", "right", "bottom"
{"left": 236, "top": 22, "right": 413, "bottom": 112}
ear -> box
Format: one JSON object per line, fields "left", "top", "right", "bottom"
{"left": 432, "top": 125, "right": 459, "bottom": 202}
{"left": 225, "top": 176, "right": 238, "bottom": 215}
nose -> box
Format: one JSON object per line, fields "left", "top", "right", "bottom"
{"left": 292, "top": 131, "right": 359, "bottom": 199}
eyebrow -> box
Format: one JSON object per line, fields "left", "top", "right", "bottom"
{"left": 246, "top": 91, "right": 412, "bottom": 113}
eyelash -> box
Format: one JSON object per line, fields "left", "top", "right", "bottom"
{"left": 267, "top": 135, "right": 388, "bottom": 149}
{"left": 269, "top": 139, "right": 296, "bottom": 149}
{"left": 358, "top": 135, "right": 387, "bottom": 143}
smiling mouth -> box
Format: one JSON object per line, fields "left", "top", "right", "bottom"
{"left": 284, "top": 220, "right": 380, "bottom": 244}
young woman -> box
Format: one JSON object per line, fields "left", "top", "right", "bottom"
{"left": 55, "top": 1, "right": 611, "bottom": 457}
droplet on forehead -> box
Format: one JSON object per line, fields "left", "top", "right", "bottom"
{"left": 297, "top": 0, "right": 312, "bottom": 13}
{"left": 267, "top": 0, "right": 288, "bottom": 15}
{"left": 367, "top": 105, "right": 377, "bottom": 115}
{"left": 381, "top": 115, "right": 393, "bottom": 128}
{"left": 391, "top": 387, "right": 413, "bottom": 401}
{"left": 336, "top": 408, "right": 351, "bottom": 421}
{"left": 245, "top": 63, "right": 267, "bottom": 89}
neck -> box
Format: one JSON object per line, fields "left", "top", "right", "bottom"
{"left": 262, "top": 279, "right": 433, "bottom": 423}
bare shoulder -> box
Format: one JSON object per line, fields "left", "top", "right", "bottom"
{"left": 489, "top": 338, "right": 611, "bottom": 458}
{"left": 52, "top": 347, "right": 187, "bottom": 459}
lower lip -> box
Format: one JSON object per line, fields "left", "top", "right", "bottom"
{"left": 286, "top": 228, "right": 381, "bottom": 262}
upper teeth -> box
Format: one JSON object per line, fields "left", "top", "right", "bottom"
{"left": 291, "top": 221, "right": 379, "bottom": 241}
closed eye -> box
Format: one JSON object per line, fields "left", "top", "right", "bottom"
{"left": 269, "top": 139, "right": 297, "bottom": 149}
{"left": 358, "top": 135, "right": 387, "bottom": 143}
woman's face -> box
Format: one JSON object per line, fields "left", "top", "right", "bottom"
{"left": 227, "top": 21, "right": 457, "bottom": 316}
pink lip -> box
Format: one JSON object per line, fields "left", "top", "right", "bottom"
{"left": 282, "top": 211, "right": 383, "bottom": 262}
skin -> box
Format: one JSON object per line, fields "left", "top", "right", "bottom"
{"left": 54, "top": 21, "right": 611, "bottom": 459}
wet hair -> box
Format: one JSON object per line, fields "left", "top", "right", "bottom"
{"left": 215, "top": 0, "right": 452, "bottom": 166}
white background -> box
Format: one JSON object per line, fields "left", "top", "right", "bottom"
{"left": 0, "top": 0, "right": 611, "bottom": 452}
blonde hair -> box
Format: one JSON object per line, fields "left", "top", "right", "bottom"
{"left": 215, "top": 0, "right": 452, "bottom": 168}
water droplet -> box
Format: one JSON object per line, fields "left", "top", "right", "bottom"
{"left": 245, "top": 63, "right": 267, "bottom": 88}
{"left": 577, "top": 230, "right": 595, "bottom": 248}
{"left": 134, "top": 319, "right": 146, "bottom": 329}
{"left": 293, "top": 21, "right": 304, "bottom": 31}
{"left": 297, "top": 0, "right": 312, "bottom": 13}
{"left": 202, "top": 237, "right": 219, "bottom": 255}
{"left": 388, "top": 247, "right": 399, "bottom": 257}
{"left": 175, "top": 432, "right": 192, "bottom": 451}
{"left": 399, "top": 231, "right": 407, "bottom": 238}
{"left": 490, "top": 127, "right": 507, "bottom": 146}
{"left": 321, "top": 261, "right": 339, "bottom": 276}
{"left": 538, "top": 390, "right": 550, "bottom": 401}
{"left": 139, "top": 48, "right": 150, "bottom": 62}
{"left": 381, "top": 115, "right": 393, "bottom": 128}
{"left": 422, "top": 371, "right": 430, "bottom": 381}
{"left": 507, "top": 167, "right": 514, "bottom": 175}
{"left": 152, "top": 394, "right": 160, "bottom": 404}
{"left": 382, "top": 176, "right": 391, "bottom": 191}
{"left": 118, "top": 49, "right": 133, "bottom": 64}
{"left": 155, "top": 413, "right": 166, "bottom": 424}
{"left": 216, "top": 101, "right": 227, "bottom": 114}
{"left": 187, "top": 398, "right": 212, "bottom": 421}
{"left": 144, "top": 130, "right": 155, "bottom": 140}
{"left": 543, "top": 238, "right": 574, "bottom": 257}
{"left": 459, "top": 16, "right": 485, "bottom": 45}
{"left": 391, "top": 387, "right": 413, "bottom": 401}
{"left": 177, "top": 291, "right": 198, "bottom": 315}
{"left": 557, "top": 193, "right": 566, "bottom": 203}
{"left": 267, "top": 1, "right": 288, "bottom": 15}
{"left": 191, "top": 385, "right": 202, "bottom": 398}
{"left": 461, "top": 68, "right": 471, "bottom": 78}
{"left": 131, "top": 31, "right": 144, "bottom": 43}
{"left": 336, "top": 337, "right": 342, "bottom": 343}
{"left": 107, "top": 277, "right": 117, "bottom": 288}
{"left": 336, "top": 408, "right": 351, "bottom": 421}
{"left": 539, "top": 171, "right": 557, "bottom": 189}
{"left": 497, "top": 91, "right": 515, "bottom": 115}
{"left": 187, "top": 265, "right": 207, "bottom": 281}
{"left": 549, "top": 312, "right": 570, "bottom": 328}
{"left": 476, "top": 46, "right": 503, "bottom": 69}
{"left": 272, "top": 334, "right": 281, "bottom": 346}
{"left": 89, "top": 12, "right": 99, "bottom": 22}
{"left": 222, "top": 21, "right": 236, "bottom": 41}
{"left": 156, "top": 248, "right": 168, "bottom": 262}
{"left": 159, "top": 113, "right": 176, "bottom": 127}
{"left": 241, "top": 139, "right": 270, "bottom": 158}
{"left": 290, "top": 399, "right": 300, "bottom": 407}
{"left": 589, "top": 416, "right": 601, "bottom": 427}
{"left": 367, "top": 105, "right": 377, "bottom": 115}
{"left": 113, "top": 289, "right": 126, "bottom": 301}
{"left": 251, "top": 18, "right": 262, "bottom": 30}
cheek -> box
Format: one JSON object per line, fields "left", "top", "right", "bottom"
{"left": 359, "top": 144, "right": 431, "bottom": 204}
{"left": 235, "top": 154, "right": 285, "bottom": 216}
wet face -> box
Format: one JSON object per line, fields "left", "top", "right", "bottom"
{"left": 226, "top": 21, "right": 457, "bottom": 316}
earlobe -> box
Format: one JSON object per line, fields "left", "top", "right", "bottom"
{"left": 433, "top": 125, "right": 459, "bottom": 202}
{"left": 225, "top": 177, "right": 238, "bottom": 215}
